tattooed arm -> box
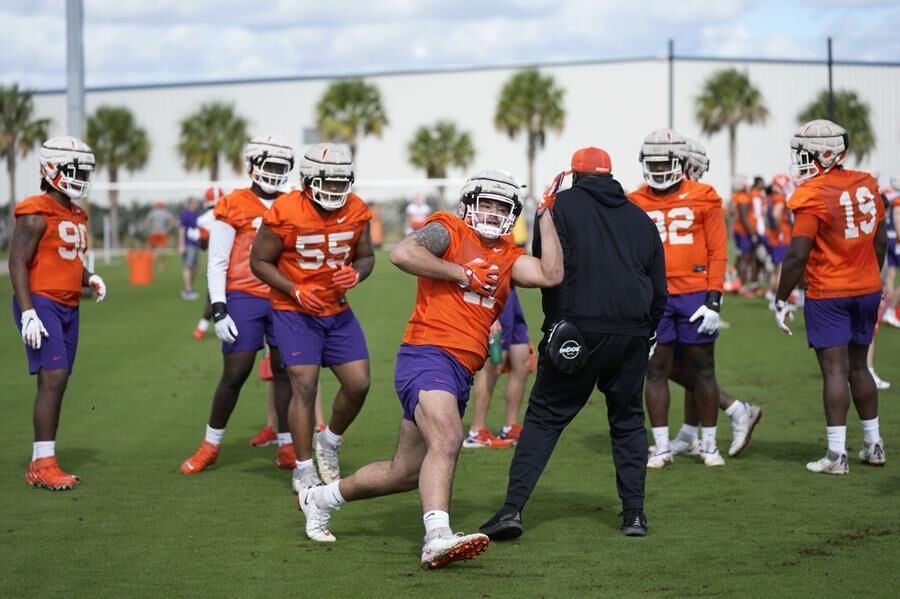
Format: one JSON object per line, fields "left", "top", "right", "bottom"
{"left": 389, "top": 221, "right": 466, "bottom": 284}
{"left": 8, "top": 214, "right": 46, "bottom": 312}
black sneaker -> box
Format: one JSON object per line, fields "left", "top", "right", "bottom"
{"left": 618, "top": 510, "right": 647, "bottom": 537}
{"left": 479, "top": 507, "right": 523, "bottom": 541}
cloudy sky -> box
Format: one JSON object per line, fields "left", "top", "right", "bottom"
{"left": 2, "top": 0, "right": 898, "bottom": 90}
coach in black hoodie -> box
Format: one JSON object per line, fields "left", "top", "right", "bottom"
{"left": 481, "top": 147, "right": 667, "bottom": 540}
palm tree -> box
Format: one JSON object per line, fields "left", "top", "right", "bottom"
{"left": 315, "top": 79, "right": 388, "bottom": 158}
{"left": 495, "top": 68, "right": 565, "bottom": 195}
{"left": 797, "top": 90, "right": 875, "bottom": 164}
{"left": 86, "top": 106, "right": 150, "bottom": 248}
{"left": 0, "top": 84, "right": 52, "bottom": 222}
{"left": 694, "top": 68, "right": 769, "bottom": 184}
{"left": 177, "top": 102, "right": 248, "bottom": 180}
{"left": 407, "top": 120, "right": 476, "bottom": 207}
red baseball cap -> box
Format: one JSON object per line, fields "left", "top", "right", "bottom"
{"left": 571, "top": 147, "right": 612, "bottom": 174}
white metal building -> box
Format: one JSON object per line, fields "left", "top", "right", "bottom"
{"left": 4, "top": 55, "right": 899, "bottom": 206}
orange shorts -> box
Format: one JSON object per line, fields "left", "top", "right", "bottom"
{"left": 149, "top": 232, "right": 168, "bottom": 248}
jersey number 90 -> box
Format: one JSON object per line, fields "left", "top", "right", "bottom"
{"left": 58, "top": 221, "right": 88, "bottom": 261}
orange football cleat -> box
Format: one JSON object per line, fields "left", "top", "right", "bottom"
{"left": 463, "top": 428, "right": 514, "bottom": 449}
{"left": 180, "top": 441, "right": 219, "bottom": 474}
{"left": 276, "top": 443, "right": 297, "bottom": 470}
{"left": 192, "top": 327, "right": 205, "bottom": 341}
{"left": 26, "top": 456, "right": 80, "bottom": 490}
{"left": 499, "top": 423, "right": 522, "bottom": 443}
{"left": 249, "top": 425, "right": 277, "bottom": 447}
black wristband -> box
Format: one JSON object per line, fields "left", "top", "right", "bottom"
{"left": 211, "top": 302, "right": 228, "bottom": 322}
{"left": 705, "top": 290, "right": 723, "bottom": 312}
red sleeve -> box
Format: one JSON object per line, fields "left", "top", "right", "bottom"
{"left": 792, "top": 212, "right": 819, "bottom": 238}
{"left": 704, "top": 203, "right": 727, "bottom": 292}
{"left": 14, "top": 197, "right": 46, "bottom": 217}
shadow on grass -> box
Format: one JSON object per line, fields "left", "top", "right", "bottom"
{"left": 742, "top": 438, "right": 822, "bottom": 464}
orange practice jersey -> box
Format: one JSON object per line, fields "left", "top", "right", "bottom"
{"left": 263, "top": 190, "right": 372, "bottom": 315}
{"left": 214, "top": 188, "right": 272, "bottom": 299}
{"left": 629, "top": 180, "right": 727, "bottom": 294}
{"left": 402, "top": 212, "right": 525, "bottom": 374}
{"left": 788, "top": 169, "right": 884, "bottom": 299}
{"left": 730, "top": 191, "right": 752, "bottom": 235}
{"left": 15, "top": 194, "right": 88, "bottom": 307}
{"left": 767, "top": 193, "right": 792, "bottom": 245}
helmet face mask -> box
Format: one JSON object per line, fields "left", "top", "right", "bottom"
{"left": 245, "top": 136, "right": 295, "bottom": 194}
{"left": 39, "top": 137, "right": 95, "bottom": 200}
{"left": 459, "top": 170, "right": 523, "bottom": 240}
{"left": 298, "top": 143, "right": 354, "bottom": 211}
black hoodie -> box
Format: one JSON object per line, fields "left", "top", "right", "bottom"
{"left": 533, "top": 174, "right": 667, "bottom": 336}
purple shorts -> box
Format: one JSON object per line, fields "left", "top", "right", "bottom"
{"left": 656, "top": 290, "right": 718, "bottom": 345}
{"left": 499, "top": 288, "right": 529, "bottom": 349}
{"left": 804, "top": 291, "right": 881, "bottom": 349}
{"left": 222, "top": 291, "right": 277, "bottom": 354}
{"left": 12, "top": 294, "right": 79, "bottom": 375}
{"left": 394, "top": 344, "right": 473, "bottom": 422}
{"left": 888, "top": 237, "right": 899, "bottom": 268}
{"left": 769, "top": 244, "right": 789, "bottom": 265}
{"left": 273, "top": 308, "right": 368, "bottom": 367}
{"left": 733, "top": 232, "right": 753, "bottom": 254}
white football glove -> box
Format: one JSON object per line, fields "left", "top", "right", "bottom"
{"left": 689, "top": 305, "right": 720, "bottom": 335}
{"left": 20, "top": 309, "right": 49, "bottom": 350}
{"left": 88, "top": 274, "right": 107, "bottom": 303}
{"left": 774, "top": 300, "right": 794, "bottom": 336}
{"left": 214, "top": 314, "right": 239, "bottom": 344}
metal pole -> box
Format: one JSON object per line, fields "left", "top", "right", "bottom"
{"left": 827, "top": 37, "right": 834, "bottom": 121}
{"left": 66, "top": 0, "right": 85, "bottom": 139}
{"left": 668, "top": 39, "right": 674, "bottom": 129}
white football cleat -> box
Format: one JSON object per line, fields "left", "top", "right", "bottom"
{"left": 806, "top": 450, "right": 849, "bottom": 475}
{"left": 869, "top": 368, "right": 890, "bottom": 390}
{"left": 670, "top": 435, "right": 700, "bottom": 456}
{"left": 420, "top": 532, "right": 490, "bottom": 570}
{"left": 297, "top": 486, "right": 337, "bottom": 542}
{"left": 881, "top": 309, "right": 900, "bottom": 329}
{"left": 699, "top": 445, "right": 726, "bottom": 467}
{"left": 647, "top": 448, "right": 674, "bottom": 469}
{"left": 314, "top": 435, "right": 341, "bottom": 483}
{"left": 858, "top": 439, "right": 886, "bottom": 466}
{"left": 292, "top": 466, "right": 323, "bottom": 495}
{"left": 728, "top": 402, "right": 763, "bottom": 457}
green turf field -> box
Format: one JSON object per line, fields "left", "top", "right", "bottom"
{"left": 1, "top": 251, "right": 899, "bottom": 598}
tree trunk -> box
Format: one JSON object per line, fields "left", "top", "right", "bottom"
{"left": 527, "top": 132, "right": 537, "bottom": 202}
{"left": 728, "top": 124, "right": 737, "bottom": 187}
{"left": 211, "top": 155, "right": 219, "bottom": 183}
{"left": 438, "top": 185, "right": 447, "bottom": 210}
{"left": 109, "top": 168, "right": 121, "bottom": 249}
{"left": 7, "top": 151, "right": 17, "bottom": 243}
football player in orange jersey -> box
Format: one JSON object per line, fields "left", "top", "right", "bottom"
{"left": 294, "top": 170, "right": 562, "bottom": 569}
{"left": 180, "top": 137, "right": 296, "bottom": 475}
{"left": 9, "top": 137, "right": 107, "bottom": 490}
{"left": 730, "top": 176, "right": 755, "bottom": 288}
{"left": 629, "top": 129, "right": 728, "bottom": 467}
{"left": 763, "top": 174, "right": 795, "bottom": 309}
{"left": 665, "top": 139, "right": 763, "bottom": 458}
{"left": 775, "top": 119, "right": 887, "bottom": 474}
{"left": 251, "top": 143, "right": 374, "bottom": 491}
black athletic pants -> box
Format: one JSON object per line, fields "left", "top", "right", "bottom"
{"left": 504, "top": 332, "right": 650, "bottom": 512}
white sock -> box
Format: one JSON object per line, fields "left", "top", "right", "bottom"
{"left": 677, "top": 424, "right": 698, "bottom": 440}
{"left": 320, "top": 426, "right": 343, "bottom": 448}
{"left": 33, "top": 441, "right": 55, "bottom": 461}
{"left": 724, "top": 400, "right": 743, "bottom": 417}
{"left": 501, "top": 425, "right": 513, "bottom": 435}
{"left": 826, "top": 425, "right": 847, "bottom": 455}
{"left": 321, "top": 481, "right": 346, "bottom": 508}
{"left": 197, "top": 318, "right": 210, "bottom": 332}
{"left": 861, "top": 418, "right": 880, "bottom": 445}
{"left": 423, "top": 510, "right": 452, "bottom": 540}
{"left": 467, "top": 429, "right": 479, "bottom": 438}
{"left": 295, "top": 458, "right": 315, "bottom": 471}
{"left": 205, "top": 425, "right": 225, "bottom": 446}
{"left": 277, "top": 432, "right": 292, "bottom": 447}
{"left": 651, "top": 427, "right": 669, "bottom": 451}
{"left": 700, "top": 426, "right": 717, "bottom": 449}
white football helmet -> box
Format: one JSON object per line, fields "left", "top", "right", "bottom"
{"left": 458, "top": 170, "right": 523, "bottom": 240}
{"left": 298, "top": 143, "right": 354, "bottom": 211}
{"left": 639, "top": 129, "right": 688, "bottom": 190}
{"left": 244, "top": 135, "right": 294, "bottom": 194}
{"left": 790, "top": 119, "right": 848, "bottom": 183}
{"left": 39, "top": 136, "right": 95, "bottom": 200}
{"left": 683, "top": 138, "right": 710, "bottom": 181}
